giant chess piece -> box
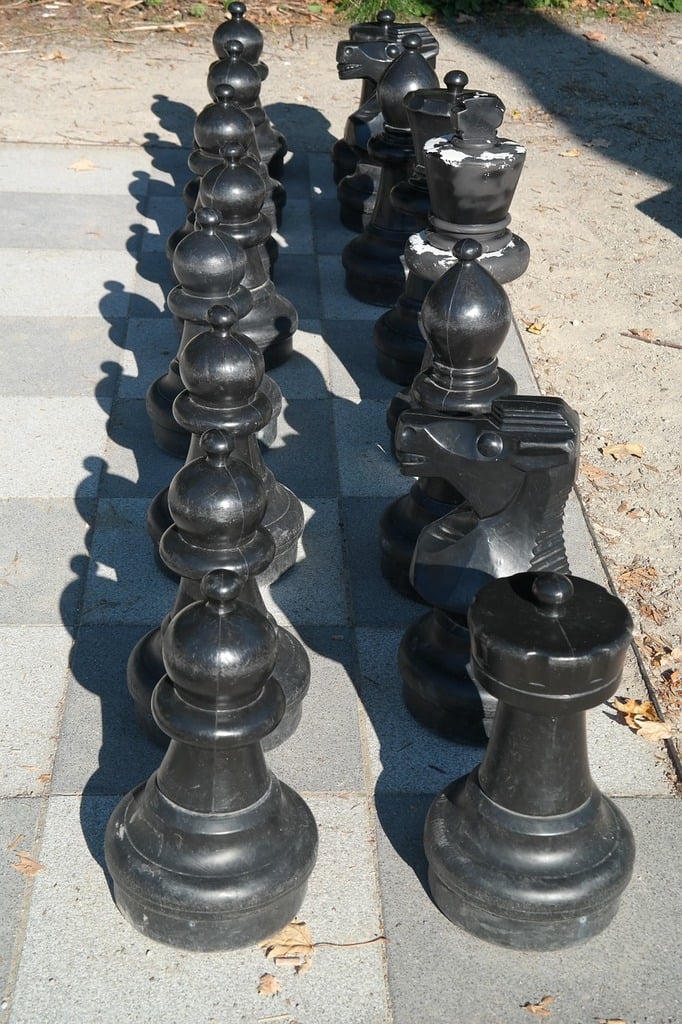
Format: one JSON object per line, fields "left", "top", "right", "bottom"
{"left": 147, "top": 303, "right": 304, "bottom": 587}
{"left": 334, "top": 16, "right": 439, "bottom": 231}
{"left": 146, "top": 207, "right": 274, "bottom": 458}
{"left": 166, "top": 84, "right": 283, "bottom": 267}
{"left": 213, "top": 1, "right": 268, "bottom": 79}
{"left": 208, "top": 38, "right": 287, "bottom": 180}
{"left": 342, "top": 35, "right": 439, "bottom": 306}
{"left": 376, "top": 72, "right": 530, "bottom": 385}
{"left": 379, "top": 240, "right": 516, "bottom": 599}
{"left": 396, "top": 394, "right": 580, "bottom": 742}
{"left": 425, "top": 571, "right": 635, "bottom": 949}
{"left": 200, "top": 143, "right": 297, "bottom": 369}
{"left": 108, "top": 568, "right": 318, "bottom": 951}
{"left": 128, "top": 429, "right": 310, "bottom": 750}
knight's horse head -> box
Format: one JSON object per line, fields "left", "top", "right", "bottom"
{"left": 395, "top": 395, "right": 580, "bottom": 519}
{"left": 335, "top": 38, "right": 402, "bottom": 83}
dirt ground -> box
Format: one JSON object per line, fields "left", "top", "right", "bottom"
{"left": 1, "top": 2, "right": 681, "bottom": 773}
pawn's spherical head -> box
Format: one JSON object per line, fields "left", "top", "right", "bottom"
{"left": 402, "top": 33, "right": 422, "bottom": 52}
{"left": 229, "top": 1, "right": 246, "bottom": 16}
{"left": 444, "top": 69, "right": 468, "bottom": 94}
{"left": 208, "top": 303, "right": 238, "bottom": 332}
{"left": 220, "top": 141, "right": 246, "bottom": 165}
{"left": 377, "top": 9, "right": 395, "bottom": 23}
{"left": 225, "top": 38, "right": 244, "bottom": 58}
{"left": 454, "top": 238, "right": 482, "bottom": 262}
{"left": 195, "top": 207, "right": 221, "bottom": 232}
{"left": 200, "top": 428, "right": 235, "bottom": 461}
{"left": 386, "top": 42, "right": 402, "bottom": 60}
{"left": 214, "top": 83, "right": 236, "bottom": 104}
{"left": 532, "top": 573, "right": 574, "bottom": 612}
{"left": 200, "top": 567, "right": 243, "bottom": 605}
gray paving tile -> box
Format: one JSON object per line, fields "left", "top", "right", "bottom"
{"left": 341, "top": 498, "right": 420, "bottom": 627}
{"left": 275, "top": 197, "right": 314, "bottom": 254}
{"left": 80, "top": 499, "right": 176, "bottom": 626}
{"left": 319, "top": 255, "right": 381, "bottom": 320}
{"left": 262, "top": 499, "right": 348, "bottom": 628}
{"left": 335, "top": 399, "right": 411, "bottom": 497}
{"left": 268, "top": 320, "right": 331, "bottom": 397}
{"left": 0, "top": 251, "right": 137, "bottom": 317}
{"left": 0, "top": 318, "right": 124, "bottom": 397}
{"left": 0, "top": 626, "right": 72, "bottom": 797}
{"left": 51, "top": 624, "right": 164, "bottom": 797}
{"left": 129, "top": 255, "right": 173, "bottom": 317}
{"left": 139, "top": 196, "right": 185, "bottom": 254}
{"left": 101, "top": 398, "right": 182, "bottom": 499}
{"left": 9, "top": 794, "right": 389, "bottom": 1024}
{"left": 275, "top": 253, "right": 321, "bottom": 318}
{"left": 0, "top": 143, "right": 158, "bottom": 195}
{"left": 324, "top": 319, "right": 400, "bottom": 402}
{"left": 0, "top": 498, "right": 93, "bottom": 626}
{"left": 276, "top": 148, "right": 309, "bottom": 200}
{"left": 356, "top": 626, "right": 484, "bottom": 796}
{"left": 268, "top": 626, "right": 364, "bottom": 794}
{"left": 307, "top": 152, "right": 338, "bottom": 199}
{"left": 117, "top": 316, "right": 178, "bottom": 399}
{"left": 0, "top": 397, "right": 109, "bottom": 499}
{"left": 264, "top": 398, "right": 337, "bottom": 499}
{"left": 0, "top": 797, "right": 43, "bottom": 1001}
{"left": 375, "top": 795, "right": 681, "bottom": 1024}
{"left": 311, "top": 196, "right": 357, "bottom": 254}
{"left": 2, "top": 193, "right": 143, "bottom": 250}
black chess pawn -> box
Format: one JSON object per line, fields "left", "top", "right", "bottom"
{"left": 379, "top": 239, "right": 516, "bottom": 599}
{"left": 108, "top": 567, "right": 318, "bottom": 951}
{"left": 208, "top": 38, "right": 287, "bottom": 181}
{"left": 335, "top": 20, "right": 439, "bottom": 231}
{"left": 129, "top": 428, "right": 310, "bottom": 750}
{"left": 374, "top": 70, "right": 467, "bottom": 384}
{"left": 396, "top": 394, "right": 580, "bottom": 742}
{"left": 146, "top": 207, "right": 266, "bottom": 458}
{"left": 425, "top": 571, "right": 635, "bottom": 949}
{"left": 342, "top": 35, "right": 439, "bottom": 306}
{"left": 147, "top": 303, "right": 304, "bottom": 586}
{"left": 166, "top": 84, "right": 283, "bottom": 266}
{"left": 213, "top": 1, "right": 267, "bottom": 79}
{"left": 199, "top": 143, "right": 297, "bottom": 369}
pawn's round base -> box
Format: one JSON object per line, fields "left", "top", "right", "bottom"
{"left": 105, "top": 776, "right": 317, "bottom": 951}
{"left": 128, "top": 623, "right": 308, "bottom": 752}
{"left": 399, "top": 611, "right": 490, "bottom": 744}
{"left": 337, "top": 162, "right": 381, "bottom": 234}
{"left": 342, "top": 230, "right": 409, "bottom": 308}
{"left": 425, "top": 774, "right": 634, "bottom": 950}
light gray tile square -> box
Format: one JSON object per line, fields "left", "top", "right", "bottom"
{"left": 324, "top": 319, "right": 400, "bottom": 402}
{"left": 0, "top": 251, "right": 137, "bottom": 317}
{"left": 268, "top": 320, "right": 330, "bottom": 397}
{"left": 117, "top": 316, "right": 178, "bottom": 399}
{"left": 0, "top": 797, "right": 43, "bottom": 999}
{"left": 9, "top": 794, "right": 389, "bottom": 1024}
{"left": 101, "top": 399, "right": 181, "bottom": 499}
{"left": 2, "top": 193, "right": 142, "bottom": 250}
{"left": 0, "top": 626, "right": 72, "bottom": 797}
{"left": 0, "top": 397, "right": 109, "bottom": 498}
{"left": 319, "top": 255, "right": 381, "bottom": 320}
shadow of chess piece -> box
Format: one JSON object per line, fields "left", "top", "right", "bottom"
{"left": 200, "top": 143, "right": 297, "bottom": 370}
{"left": 342, "top": 34, "right": 439, "bottom": 306}
{"left": 396, "top": 394, "right": 579, "bottom": 741}
{"left": 374, "top": 69, "right": 465, "bottom": 383}
{"left": 129, "top": 429, "right": 310, "bottom": 750}
{"left": 379, "top": 239, "right": 516, "bottom": 600}
{"left": 167, "top": 84, "right": 283, "bottom": 270}
{"left": 147, "top": 303, "right": 304, "bottom": 586}
{"left": 107, "top": 567, "right": 317, "bottom": 951}
{"left": 208, "top": 38, "right": 287, "bottom": 181}
{"left": 335, "top": 18, "right": 439, "bottom": 230}
{"left": 425, "top": 571, "right": 635, "bottom": 949}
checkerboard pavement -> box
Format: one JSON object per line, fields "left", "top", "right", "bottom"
{"left": 0, "top": 104, "right": 679, "bottom": 1024}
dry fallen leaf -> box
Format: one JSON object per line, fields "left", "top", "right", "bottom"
{"left": 37, "top": 773, "right": 52, "bottom": 784}
{"left": 257, "top": 973, "right": 282, "bottom": 997}
{"left": 617, "top": 564, "right": 657, "bottom": 591}
{"left": 523, "top": 995, "right": 555, "bottom": 1016}
{"left": 623, "top": 327, "right": 656, "bottom": 342}
{"left": 260, "top": 920, "right": 314, "bottom": 960}
{"left": 583, "top": 30, "right": 607, "bottom": 41}
{"left": 635, "top": 719, "right": 673, "bottom": 741}
{"left": 637, "top": 599, "right": 668, "bottom": 625}
{"left": 40, "top": 50, "right": 69, "bottom": 61}
{"left": 69, "top": 159, "right": 98, "bottom": 173}
{"left": 601, "top": 442, "right": 644, "bottom": 461}
{"left": 610, "top": 697, "right": 672, "bottom": 740}
{"left": 12, "top": 852, "right": 46, "bottom": 878}
{"left": 511, "top": 108, "right": 522, "bottom": 120}
{"left": 559, "top": 148, "right": 582, "bottom": 158}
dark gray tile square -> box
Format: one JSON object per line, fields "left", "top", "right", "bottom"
{"left": 265, "top": 398, "right": 336, "bottom": 498}
{"left": 335, "top": 400, "right": 410, "bottom": 497}
{"left": 274, "top": 253, "right": 321, "bottom": 317}
{"left": 311, "top": 197, "right": 356, "bottom": 254}
{"left": 101, "top": 398, "right": 181, "bottom": 498}
{"left": 324, "top": 319, "right": 401, "bottom": 402}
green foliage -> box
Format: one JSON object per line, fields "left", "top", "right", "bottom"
{"left": 334, "top": 0, "right": 678, "bottom": 17}
{"left": 189, "top": 2, "right": 207, "bottom": 14}
{"left": 652, "top": 0, "right": 682, "bottom": 10}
